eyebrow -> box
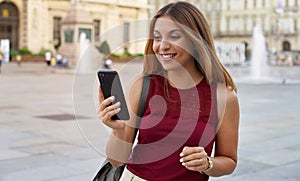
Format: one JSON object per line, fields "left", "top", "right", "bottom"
{"left": 153, "top": 29, "right": 182, "bottom": 33}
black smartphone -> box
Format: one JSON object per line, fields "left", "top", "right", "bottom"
{"left": 97, "top": 70, "right": 130, "bottom": 120}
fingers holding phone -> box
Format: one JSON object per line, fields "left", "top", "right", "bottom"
{"left": 99, "top": 95, "right": 118, "bottom": 118}
{"left": 97, "top": 70, "right": 130, "bottom": 121}
{"left": 98, "top": 85, "right": 104, "bottom": 103}
{"left": 98, "top": 91, "right": 125, "bottom": 130}
{"left": 97, "top": 70, "right": 129, "bottom": 130}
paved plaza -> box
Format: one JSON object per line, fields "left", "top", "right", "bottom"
{"left": 0, "top": 62, "right": 300, "bottom": 181}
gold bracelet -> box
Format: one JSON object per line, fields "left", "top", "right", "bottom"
{"left": 201, "top": 157, "right": 213, "bottom": 174}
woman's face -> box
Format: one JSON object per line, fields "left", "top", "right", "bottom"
{"left": 152, "top": 16, "right": 195, "bottom": 72}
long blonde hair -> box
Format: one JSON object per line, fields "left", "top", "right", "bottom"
{"left": 143, "top": 1, "right": 237, "bottom": 92}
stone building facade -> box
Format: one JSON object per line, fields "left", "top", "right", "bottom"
{"left": 151, "top": 0, "right": 300, "bottom": 54}
{"left": 0, "top": 0, "right": 150, "bottom": 55}
{"left": 1, "top": 0, "right": 299, "bottom": 63}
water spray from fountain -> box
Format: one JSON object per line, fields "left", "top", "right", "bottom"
{"left": 233, "top": 20, "right": 298, "bottom": 84}
{"left": 250, "top": 20, "right": 269, "bottom": 80}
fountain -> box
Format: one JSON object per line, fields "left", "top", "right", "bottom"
{"left": 76, "top": 32, "right": 91, "bottom": 74}
{"left": 233, "top": 21, "right": 285, "bottom": 84}
{"left": 250, "top": 22, "right": 269, "bottom": 80}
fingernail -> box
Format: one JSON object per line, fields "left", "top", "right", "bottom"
{"left": 179, "top": 152, "right": 184, "bottom": 157}
{"left": 181, "top": 162, "right": 185, "bottom": 166}
{"left": 116, "top": 108, "right": 121, "bottom": 112}
{"left": 179, "top": 158, "right": 183, "bottom": 162}
{"left": 111, "top": 96, "right": 115, "bottom": 101}
{"left": 183, "top": 147, "right": 188, "bottom": 151}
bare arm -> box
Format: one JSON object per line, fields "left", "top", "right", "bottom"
{"left": 204, "top": 84, "right": 240, "bottom": 176}
{"left": 98, "top": 76, "right": 144, "bottom": 167}
{"left": 179, "top": 84, "right": 240, "bottom": 176}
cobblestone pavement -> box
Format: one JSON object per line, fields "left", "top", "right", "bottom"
{"left": 0, "top": 62, "right": 299, "bottom": 181}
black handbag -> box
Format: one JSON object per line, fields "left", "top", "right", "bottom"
{"left": 93, "top": 75, "right": 150, "bottom": 181}
{"left": 93, "top": 159, "right": 125, "bottom": 181}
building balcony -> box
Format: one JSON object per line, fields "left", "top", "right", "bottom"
{"left": 274, "top": 6, "right": 299, "bottom": 14}
{"left": 217, "top": 31, "right": 252, "bottom": 38}
{"left": 284, "top": 6, "right": 299, "bottom": 13}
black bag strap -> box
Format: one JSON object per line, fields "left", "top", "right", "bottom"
{"left": 133, "top": 75, "right": 150, "bottom": 142}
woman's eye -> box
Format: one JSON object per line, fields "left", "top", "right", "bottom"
{"left": 170, "top": 35, "right": 180, "bottom": 40}
{"left": 153, "top": 35, "right": 161, "bottom": 40}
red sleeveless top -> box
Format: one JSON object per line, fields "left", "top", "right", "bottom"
{"left": 127, "top": 75, "right": 218, "bottom": 181}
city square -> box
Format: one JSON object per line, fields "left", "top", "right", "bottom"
{"left": 0, "top": 61, "right": 300, "bottom": 181}
{"left": 1, "top": 0, "right": 300, "bottom": 180}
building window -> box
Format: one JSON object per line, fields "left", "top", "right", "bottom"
{"left": 247, "top": 0, "right": 253, "bottom": 9}
{"left": 53, "top": 17, "right": 61, "bottom": 40}
{"left": 123, "top": 22, "right": 130, "bottom": 44}
{"left": 94, "top": 19, "right": 101, "bottom": 40}
{"left": 256, "top": 0, "right": 263, "bottom": 8}
{"left": 264, "top": 16, "right": 270, "bottom": 32}
{"left": 265, "top": 0, "right": 270, "bottom": 7}
{"left": 78, "top": 28, "right": 92, "bottom": 42}
{"left": 220, "top": 16, "right": 227, "bottom": 33}
{"left": 64, "top": 29, "right": 74, "bottom": 43}
{"left": 221, "top": 0, "right": 228, "bottom": 10}
{"left": 1, "top": 9, "right": 9, "bottom": 17}
{"left": 246, "top": 16, "right": 253, "bottom": 32}
{"left": 288, "top": 0, "right": 296, "bottom": 6}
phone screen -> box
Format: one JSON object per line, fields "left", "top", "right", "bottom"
{"left": 98, "top": 70, "right": 130, "bottom": 120}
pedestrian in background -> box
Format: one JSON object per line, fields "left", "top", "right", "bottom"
{"left": 98, "top": 2, "right": 240, "bottom": 181}
{"left": 45, "top": 51, "right": 51, "bottom": 66}
{"left": 50, "top": 56, "right": 56, "bottom": 66}
{"left": 16, "top": 54, "right": 22, "bottom": 66}
{"left": 103, "top": 58, "right": 112, "bottom": 69}
{"left": 56, "top": 54, "right": 62, "bottom": 65}
{"left": 0, "top": 48, "right": 3, "bottom": 73}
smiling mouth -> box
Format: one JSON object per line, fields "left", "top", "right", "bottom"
{"left": 160, "top": 53, "right": 177, "bottom": 61}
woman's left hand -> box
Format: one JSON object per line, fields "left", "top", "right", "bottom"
{"left": 179, "top": 146, "right": 209, "bottom": 173}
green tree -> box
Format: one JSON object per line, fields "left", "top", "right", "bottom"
{"left": 96, "top": 41, "right": 111, "bottom": 55}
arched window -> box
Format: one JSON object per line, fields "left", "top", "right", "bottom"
{"left": 0, "top": 2, "right": 19, "bottom": 50}
{"left": 282, "top": 40, "right": 291, "bottom": 51}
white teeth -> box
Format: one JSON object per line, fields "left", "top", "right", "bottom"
{"left": 162, "top": 54, "right": 172, "bottom": 58}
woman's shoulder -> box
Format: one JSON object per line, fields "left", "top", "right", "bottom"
{"left": 216, "top": 83, "right": 238, "bottom": 99}
{"left": 216, "top": 83, "right": 239, "bottom": 114}
{"left": 129, "top": 75, "right": 145, "bottom": 94}
{"left": 214, "top": 83, "right": 239, "bottom": 130}
{"left": 128, "top": 74, "right": 154, "bottom": 98}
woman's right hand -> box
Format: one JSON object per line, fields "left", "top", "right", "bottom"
{"left": 98, "top": 86, "right": 126, "bottom": 131}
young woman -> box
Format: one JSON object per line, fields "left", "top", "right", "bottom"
{"left": 98, "top": 2, "right": 240, "bottom": 180}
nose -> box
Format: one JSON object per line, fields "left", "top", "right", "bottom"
{"left": 160, "top": 40, "right": 171, "bottom": 50}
